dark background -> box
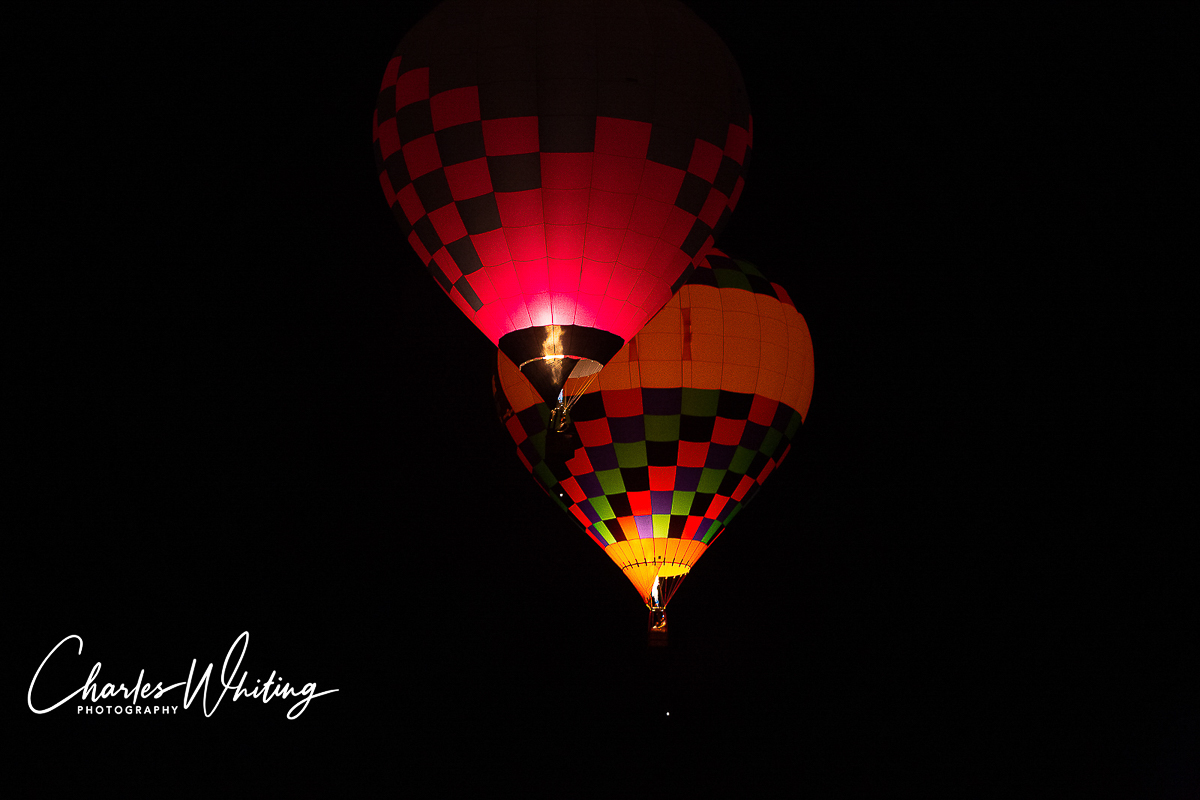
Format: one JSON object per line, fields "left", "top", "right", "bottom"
{"left": 12, "top": 2, "right": 1192, "bottom": 796}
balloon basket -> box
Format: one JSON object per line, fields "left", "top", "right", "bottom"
{"left": 648, "top": 608, "right": 668, "bottom": 647}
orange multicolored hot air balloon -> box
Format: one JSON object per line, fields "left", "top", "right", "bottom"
{"left": 493, "top": 250, "right": 814, "bottom": 640}
{"left": 374, "top": 0, "right": 752, "bottom": 415}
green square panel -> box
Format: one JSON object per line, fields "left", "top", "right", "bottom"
{"left": 595, "top": 469, "right": 626, "bottom": 495}
{"left": 714, "top": 269, "right": 753, "bottom": 292}
{"left": 652, "top": 515, "right": 671, "bottom": 538}
{"left": 671, "top": 491, "right": 696, "bottom": 516}
{"left": 643, "top": 414, "right": 681, "bottom": 442}
{"left": 733, "top": 259, "right": 765, "bottom": 279}
{"left": 533, "top": 461, "right": 558, "bottom": 488}
{"left": 592, "top": 520, "right": 616, "bottom": 544}
{"left": 759, "top": 427, "right": 782, "bottom": 457}
{"left": 784, "top": 410, "right": 803, "bottom": 440}
{"left": 613, "top": 441, "right": 648, "bottom": 468}
{"left": 681, "top": 387, "right": 719, "bottom": 417}
{"left": 697, "top": 467, "right": 725, "bottom": 494}
{"left": 730, "top": 445, "right": 756, "bottom": 474}
{"left": 588, "top": 496, "right": 616, "bottom": 520}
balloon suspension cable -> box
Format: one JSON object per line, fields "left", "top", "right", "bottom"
{"left": 550, "top": 364, "right": 601, "bottom": 433}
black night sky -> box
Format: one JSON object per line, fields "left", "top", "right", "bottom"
{"left": 13, "top": 3, "right": 1193, "bottom": 796}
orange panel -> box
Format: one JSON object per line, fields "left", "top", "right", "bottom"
{"left": 685, "top": 285, "right": 723, "bottom": 311}
{"left": 719, "top": 288, "right": 758, "bottom": 314}
{"left": 721, "top": 333, "right": 760, "bottom": 368}
{"left": 688, "top": 360, "right": 723, "bottom": 390}
{"left": 721, "top": 362, "right": 759, "bottom": 394}
{"left": 639, "top": 360, "right": 684, "bottom": 388}
{"left": 722, "top": 309, "right": 761, "bottom": 341}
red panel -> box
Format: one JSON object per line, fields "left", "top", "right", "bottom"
{"left": 376, "top": 118, "right": 401, "bottom": 160}
{"left": 379, "top": 56, "right": 402, "bottom": 91}
{"left": 501, "top": 293, "right": 532, "bottom": 332}
{"left": 660, "top": 206, "right": 697, "bottom": 247}
{"left": 603, "top": 387, "right": 643, "bottom": 417}
{"left": 578, "top": 259, "right": 614, "bottom": 296}
{"left": 730, "top": 176, "right": 745, "bottom": 208}
{"left": 771, "top": 282, "right": 794, "bottom": 308}
{"left": 755, "top": 458, "right": 775, "bottom": 485}
{"left": 474, "top": 303, "right": 508, "bottom": 340}
{"left": 595, "top": 117, "right": 652, "bottom": 158}
{"left": 561, "top": 476, "right": 586, "bottom": 503}
{"left": 393, "top": 68, "right": 430, "bottom": 109}
{"left": 406, "top": 230, "right": 431, "bottom": 264}
{"left": 626, "top": 270, "right": 658, "bottom": 308}
{"left": 712, "top": 417, "right": 745, "bottom": 446}
{"left": 505, "top": 226, "right": 547, "bottom": 261}
{"left": 648, "top": 239, "right": 681, "bottom": 275}
{"left": 638, "top": 161, "right": 686, "bottom": 204}
{"left": 448, "top": 284, "right": 475, "bottom": 318}
{"left": 604, "top": 261, "right": 637, "bottom": 301}
{"left": 482, "top": 116, "right": 540, "bottom": 156}
{"left": 732, "top": 474, "right": 755, "bottom": 501}
{"left": 595, "top": 295, "right": 629, "bottom": 334}
{"left": 648, "top": 466, "right": 676, "bottom": 491}
{"left": 431, "top": 247, "right": 462, "bottom": 284}
{"left": 465, "top": 271, "right": 498, "bottom": 306}
{"left": 698, "top": 187, "right": 728, "bottom": 229}
{"left": 396, "top": 183, "right": 424, "bottom": 224}
{"left": 486, "top": 259, "right": 521, "bottom": 297}
{"left": 582, "top": 225, "right": 623, "bottom": 262}
{"left": 572, "top": 295, "right": 599, "bottom": 327}
{"left": 565, "top": 447, "right": 594, "bottom": 475}
{"left": 776, "top": 443, "right": 792, "bottom": 466}
{"left": 471, "top": 229, "right": 511, "bottom": 267}
{"left": 444, "top": 157, "right": 493, "bottom": 201}
{"left": 526, "top": 292, "right": 553, "bottom": 326}
{"left": 748, "top": 395, "right": 779, "bottom": 427}
{"left": 628, "top": 195, "right": 672, "bottom": 237}
{"left": 677, "top": 440, "right": 709, "bottom": 468}
{"left": 430, "top": 86, "right": 480, "bottom": 131}
{"left": 704, "top": 495, "right": 729, "bottom": 519}
{"left": 504, "top": 414, "right": 526, "bottom": 444}
{"left": 403, "top": 133, "right": 441, "bottom": 180}
{"left": 687, "top": 139, "right": 723, "bottom": 183}
{"left": 550, "top": 291, "right": 578, "bottom": 325}
{"left": 547, "top": 257, "right": 582, "bottom": 293}
{"left": 628, "top": 491, "right": 651, "bottom": 515}
{"left": 545, "top": 225, "right": 586, "bottom": 259}
{"left": 724, "top": 123, "right": 750, "bottom": 164}
{"left": 570, "top": 505, "right": 592, "bottom": 528}
{"left": 591, "top": 153, "right": 644, "bottom": 194}
{"left": 575, "top": 418, "right": 613, "bottom": 445}
{"left": 682, "top": 516, "right": 703, "bottom": 540}
{"left": 616, "top": 230, "right": 655, "bottom": 270}
{"left": 618, "top": 301, "right": 647, "bottom": 339}
{"left": 588, "top": 189, "right": 636, "bottom": 229}
{"left": 495, "top": 189, "right": 543, "bottom": 227}
{"left": 514, "top": 258, "right": 550, "bottom": 294}
{"left": 541, "top": 153, "right": 592, "bottom": 189}
{"left": 427, "top": 204, "right": 468, "bottom": 245}
{"left": 542, "top": 188, "right": 589, "bottom": 225}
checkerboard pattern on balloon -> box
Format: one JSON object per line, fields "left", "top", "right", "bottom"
{"left": 374, "top": 0, "right": 752, "bottom": 346}
{"left": 493, "top": 252, "right": 814, "bottom": 553}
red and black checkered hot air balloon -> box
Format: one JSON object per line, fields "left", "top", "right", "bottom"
{"left": 493, "top": 251, "right": 814, "bottom": 640}
{"left": 374, "top": 0, "right": 752, "bottom": 414}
